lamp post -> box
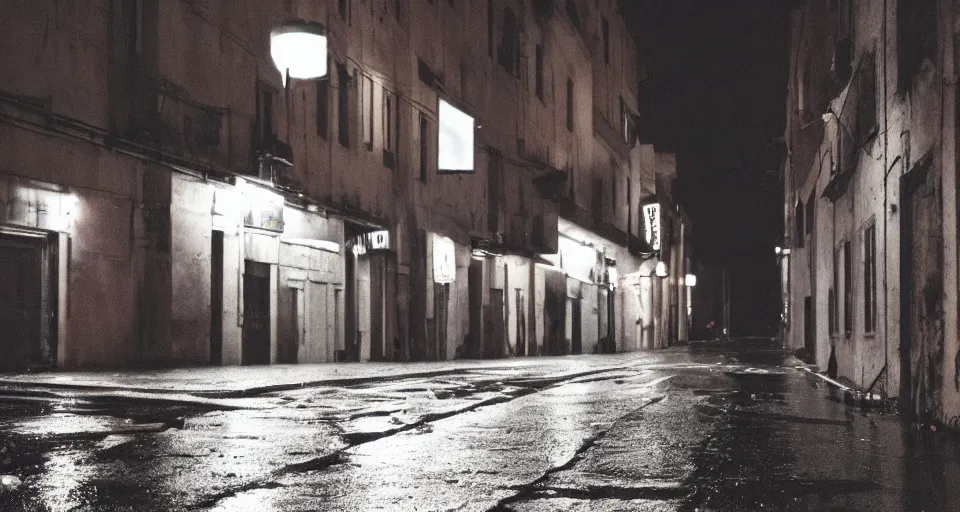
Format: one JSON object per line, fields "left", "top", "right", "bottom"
{"left": 270, "top": 21, "right": 329, "bottom": 86}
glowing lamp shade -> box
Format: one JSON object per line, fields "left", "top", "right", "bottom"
{"left": 655, "top": 261, "right": 668, "bottom": 277}
{"left": 685, "top": 274, "right": 697, "bottom": 287}
{"left": 438, "top": 99, "right": 475, "bottom": 173}
{"left": 270, "top": 21, "right": 328, "bottom": 86}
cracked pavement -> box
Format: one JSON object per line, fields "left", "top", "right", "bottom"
{"left": 0, "top": 346, "right": 958, "bottom": 511}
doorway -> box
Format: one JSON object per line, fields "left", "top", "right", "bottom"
{"left": 571, "top": 297, "right": 583, "bottom": 355}
{"left": 515, "top": 289, "right": 526, "bottom": 356}
{"left": 242, "top": 260, "right": 271, "bottom": 365}
{"left": 0, "top": 233, "right": 44, "bottom": 370}
{"left": 210, "top": 230, "right": 224, "bottom": 365}
{"left": 434, "top": 282, "right": 449, "bottom": 360}
{"left": 900, "top": 157, "right": 943, "bottom": 421}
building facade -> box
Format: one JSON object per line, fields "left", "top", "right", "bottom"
{"left": 0, "top": 0, "right": 685, "bottom": 370}
{"left": 782, "top": 0, "right": 960, "bottom": 425}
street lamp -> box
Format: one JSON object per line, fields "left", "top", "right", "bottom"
{"left": 270, "top": 20, "right": 328, "bottom": 86}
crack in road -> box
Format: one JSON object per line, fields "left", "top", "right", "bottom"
{"left": 186, "top": 368, "right": 638, "bottom": 510}
{"left": 487, "top": 394, "right": 667, "bottom": 511}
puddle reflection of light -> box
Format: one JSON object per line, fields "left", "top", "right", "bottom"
{"left": 37, "top": 450, "right": 87, "bottom": 511}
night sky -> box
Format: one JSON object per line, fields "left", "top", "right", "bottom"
{"left": 621, "top": 1, "right": 791, "bottom": 336}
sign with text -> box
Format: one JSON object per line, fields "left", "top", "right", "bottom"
{"left": 642, "top": 203, "right": 661, "bottom": 251}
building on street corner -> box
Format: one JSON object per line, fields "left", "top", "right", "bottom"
{"left": 0, "top": 0, "right": 688, "bottom": 370}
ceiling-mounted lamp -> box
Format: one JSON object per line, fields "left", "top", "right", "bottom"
{"left": 270, "top": 20, "right": 328, "bottom": 86}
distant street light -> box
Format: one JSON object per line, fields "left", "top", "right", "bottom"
{"left": 270, "top": 21, "right": 328, "bottom": 86}
{"left": 775, "top": 246, "right": 782, "bottom": 255}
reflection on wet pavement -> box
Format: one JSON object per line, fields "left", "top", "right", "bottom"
{"left": 2, "top": 349, "right": 960, "bottom": 511}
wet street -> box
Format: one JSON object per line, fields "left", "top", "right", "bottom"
{"left": 1, "top": 344, "right": 959, "bottom": 511}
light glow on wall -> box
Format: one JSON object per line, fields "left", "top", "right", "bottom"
{"left": 438, "top": 99, "right": 475, "bottom": 173}
{"left": 270, "top": 21, "right": 328, "bottom": 86}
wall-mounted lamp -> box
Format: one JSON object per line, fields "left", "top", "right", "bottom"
{"left": 655, "top": 261, "right": 668, "bottom": 277}
{"left": 685, "top": 274, "right": 697, "bottom": 287}
{"left": 270, "top": 20, "right": 328, "bottom": 86}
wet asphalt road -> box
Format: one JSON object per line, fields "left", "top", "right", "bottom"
{"left": 1, "top": 345, "right": 959, "bottom": 511}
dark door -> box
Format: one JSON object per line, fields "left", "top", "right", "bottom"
{"left": 434, "top": 283, "right": 449, "bottom": 360}
{"left": 242, "top": 260, "right": 271, "bottom": 365}
{"left": 468, "top": 258, "right": 483, "bottom": 358}
{"left": 487, "top": 289, "right": 506, "bottom": 358}
{"left": 900, "top": 158, "right": 944, "bottom": 421}
{"left": 515, "top": 289, "right": 526, "bottom": 356}
{"left": 210, "top": 231, "right": 223, "bottom": 365}
{"left": 345, "top": 250, "right": 359, "bottom": 362}
{"left": 0, "top": 235, "right": 43, "bottom": 370}
{"left": 572, "top": 298, "right": 583, "bottom": 354}
{"left": 803, "top": 296, "right": 814, "bottom": 362}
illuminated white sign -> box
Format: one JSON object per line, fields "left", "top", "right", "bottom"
{"left": 270, "top": 22, "right": 328, "bottom": 86}
{"left": 433, "top": 235, "right": 456, "bottom": 283}
{"left": 352, "top": 230, "right": 390, "bottom": 256}
{"left": 438, "top": 99, "right": 475, "bottom": 173}
{"left": 642, "top": 203, "right": 661, "bottom": 251}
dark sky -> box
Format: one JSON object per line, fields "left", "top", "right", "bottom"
{"left": 620, "top": 0, "right": 791, "bottom": 336}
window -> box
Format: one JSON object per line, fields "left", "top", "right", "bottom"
{"left": 795, "top": 200, "right": 804, "bottom": 248}
{"left": 419, "top": 113, "right": 429, "bottom": 182}
{"left": 363, "top": 76, "right": 374, "bottom": 150}
{"left": 132, "top": 0, "right": 143, "bottom": 55}
{"left": 829, "top": 289, "right": 838, "bottom": 335}
{"left": 395, "top": 0, "right": 402, "bottom": 23}
{"left": 898, "top": 0, "right": 936, "bottom": 89}
{"left": 602, "top": 18, "right": 610, "bottom": 64}
{"left": 498, "top": 7, "right": 519, "bottom": 75}
{"left": 863, "top": 221, "right": 876, "bottom": 333}
{"left": 566, "top": 0, "right": 581, "bottom": 31}
{"left": 316, "top": 79, "right": 329, "bottom": 139}
{"left": 843, "top": 240, "right": 852, "bottom": 335}
{"left": 830, "top": 247, "right": 839, "bottom": 335}
{"left": 337, "top": 62, "right": 350, "bottom": 148}
{"left": 805, "top": 192, "right": 814, "bottom": 234}
{"left": 256, "top": 82, "right": 275, "bottom": 145}
{"left": 383, "top": 90, "right": 396, "bottom": 168}
{"left": 339, "top": 0, "right": 347, "bottom": 19}
{"left": 487, "top": 0, "right": 494, "bottom": 58}
{"left": 535, "top": 45, "right": 544, "bottom": 101}
{"left": 566, "top": 78, "right": 574, "bottom": 132}
{"left": 857, "top": 52, "right": 877, "bottom": 144}
{"left": 620, "top": 96, "right": 629, "bottom": 142}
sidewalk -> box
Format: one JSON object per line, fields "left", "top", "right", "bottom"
{"left": 0, "top": 351, "right": 674, "bottom": 399}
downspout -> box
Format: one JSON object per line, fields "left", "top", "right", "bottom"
{"left": 881, "top": 0, "right": 889, "bottom": 396}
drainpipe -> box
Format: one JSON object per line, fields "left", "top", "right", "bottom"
{"left": 881, "top": 0, "right": 889, "bottom": 396}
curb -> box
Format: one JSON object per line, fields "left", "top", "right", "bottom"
{"left": 799, "top": 367, "right": 887, "bottom": 408}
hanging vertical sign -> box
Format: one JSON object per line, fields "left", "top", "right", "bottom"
{"left": 642, "top": 203, "right": 661, "bottom": 251}
{"left": 433, "top": 235, "right": 456, "bottom": 283}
